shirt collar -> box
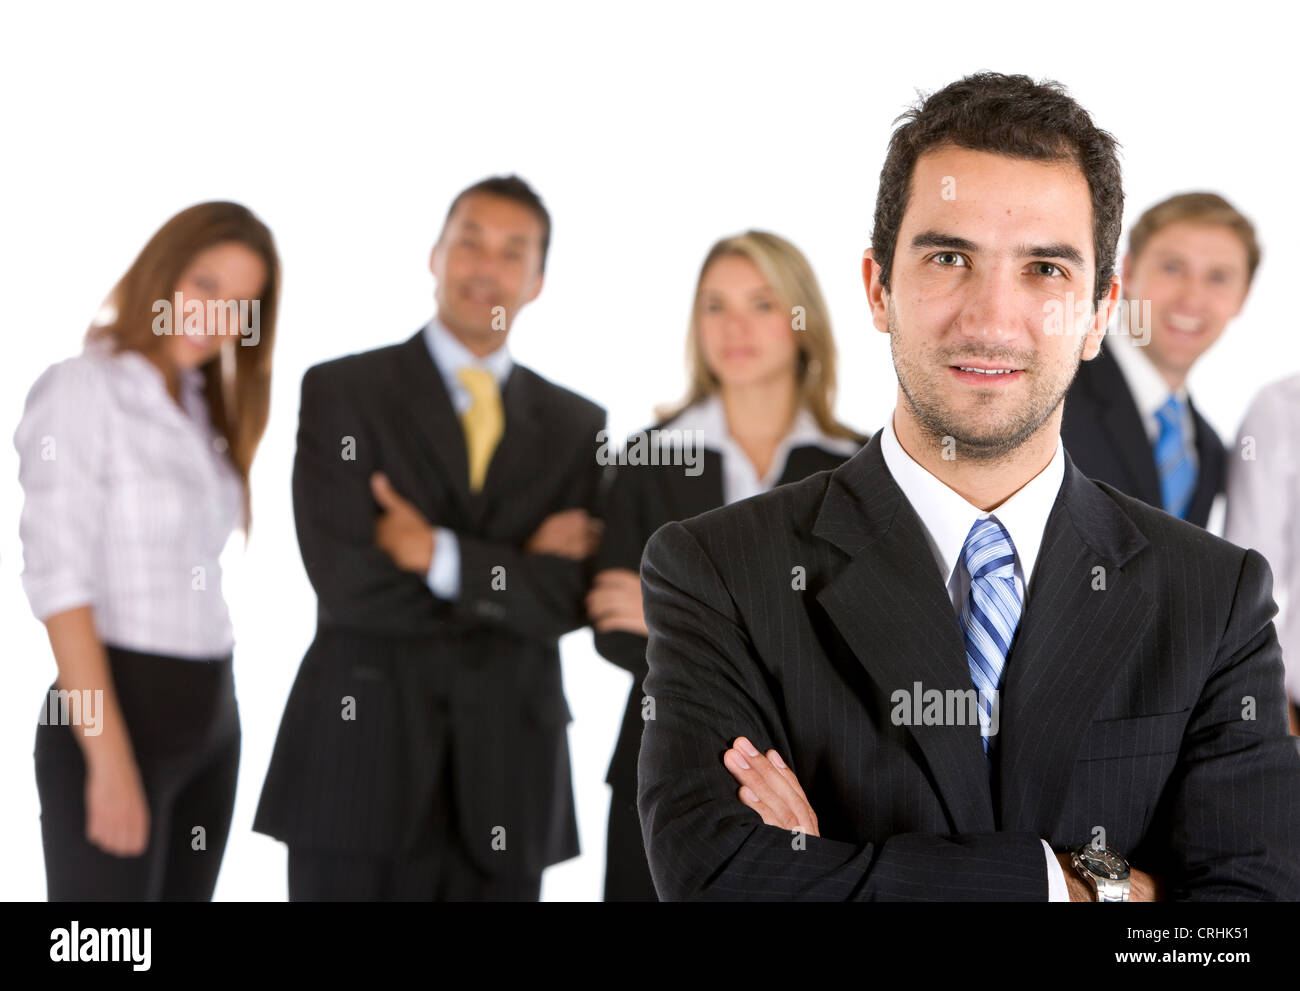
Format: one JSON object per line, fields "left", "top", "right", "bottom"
{"left": 86, "top": 335, "right": 207, "bottom": 411}
{"left": 879, "top": 409, "right": 1065, "bottom": 593}
{"left": 672, "top": 393, "right": 860, "bottom": 480}
{"left": 1106, "top": 334, "right": 1188, "bottom": 421}
{"left": 423, "top": 315, "right": 513, "bottom": 387}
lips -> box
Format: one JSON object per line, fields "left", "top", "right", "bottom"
{"left": 949, "top": 364, "right": 1024, "bottom": 385}
{"left": 1165, "top": 314, "right": 1204, "bottom": 335}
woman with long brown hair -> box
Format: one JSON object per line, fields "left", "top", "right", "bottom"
{"left": 586, "top": 230, "right": 866, "bottom": 900}
{"left": 14, "top": 201, "right": 280, "bottom": 900}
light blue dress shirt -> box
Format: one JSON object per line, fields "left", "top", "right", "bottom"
{"left": 422, "top": 317, "right": 513, "bottom": 599}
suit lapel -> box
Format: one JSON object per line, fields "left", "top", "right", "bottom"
{"left": 813, "top": 433, "right": 995, "bottom": 833}
{"left": 995, "top": 455, "right": 1153, "bottom": 833}
{"left": 1185, "top": 398, "right": 1222, "bottom": 527}
{"left": 666, "top": 449, "right": 725, "bottom": 522}
{"left": 393, "top": 331, "right": 473, "bottom": 514}
{"left": 1089, "top": 348, "right": 1163, "bottom": 507}
{"left": 475, "top": 364, "right": 546, "bottom": 525}
{"left": 812, "top": 432, "right": 1155, "bottom": 836}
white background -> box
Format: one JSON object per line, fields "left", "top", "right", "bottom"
{"left": 1, "top": 0, "right": 1294, "bottom": 900}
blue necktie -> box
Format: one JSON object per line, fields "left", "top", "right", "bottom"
{"left": 959, "top": 518, "right": 1023, "bottom": 755}
{"left": 1154, "top": 394, "right": 1196, "bottom": 520}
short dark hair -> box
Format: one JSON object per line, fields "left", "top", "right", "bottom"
{"left": 442, "top": 174, "right": 552, "bottom": 274}
{"left": 871, "top": 72, "right": 1123, "bottom": 307}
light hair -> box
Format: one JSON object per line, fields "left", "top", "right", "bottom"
{"left": 657, "top": 230, "right": 857, "bottom": 440}
{"left": 1128, "top": 192, "right": 1260, "bottom": 284}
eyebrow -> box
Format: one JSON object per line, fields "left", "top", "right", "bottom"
{"left": 909, "top": 230, "right": 1086, "bottom": 267}
{"left": 460, "top": 221, "right": 532, "bottom": 245}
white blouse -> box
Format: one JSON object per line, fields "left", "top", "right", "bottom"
{"left": 14, "top": 336, "right": 244, "bottom": 659}
{"left": 670, "top": 394, "right": 861, "bottom": 505}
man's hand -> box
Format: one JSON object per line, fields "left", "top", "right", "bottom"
{"left": 525, "top": 508, "right": 601, "bottom": 560}
{"left": 723, "top": 736, "right": 820, "bottom": 836}
{"left": 586, "top": 567, "right": 648, "bottom": 635}
{"left": 1055, "top": 852, "right": 1164, "bottom": 901}
{"left": 371, "top": 472, "right": 434, "bottom": 574}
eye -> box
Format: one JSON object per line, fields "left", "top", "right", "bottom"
{"left": 754, "top": 299, "right": 773, "bottom": 311}
{"left": 932, "top": 251, "right": 967, "bottom": 267}
{"left": 1030, "top": 262, "right": 1064, "bottom": 278}
{"left": 194, "top": 275, "right": 216, "bottom": 293}
{"left": 1208, "top": 271, "right": 1229, "bottom": 284}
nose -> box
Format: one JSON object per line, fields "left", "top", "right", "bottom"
{"left": 955, "top": 263, "right": 1024, "bottom": 348}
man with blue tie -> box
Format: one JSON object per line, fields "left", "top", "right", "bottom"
{"left": 254, "top": 175, "right": 606, "bottom": 900}
{"left": 1060, "top": 192, "right": 1259, "bottom": 530}
{"left": 636, "top": 74, "right": 1300, "bottom": 901}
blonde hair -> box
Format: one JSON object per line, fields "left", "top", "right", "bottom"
{"left": 657, "top": 230, "right": 857, "bottom": 439}
{"left": 1128, "top": 192, "right": 1260, "bottom": 284}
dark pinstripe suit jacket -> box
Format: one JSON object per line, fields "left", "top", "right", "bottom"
{"left": 594, "top": 438, "right": 865, "bottom": 798}
{"left": 638, "top": 428, "right": 1300, "bottom": 900}
{"left": 1061, "top": 345, "right": 1224, "bottom": 529}
{"left": 253, "top": 330, "right": 605, "bottom": 878}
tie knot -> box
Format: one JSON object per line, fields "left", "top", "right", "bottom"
{"left": 963, "top": 517, "right": 1016, "bottom": 582}
{"left": 457, "top": 366, "right": 499, "bottom": 404}
{"left": 1155, "top": 393, "right": 1183, "bottom": 430}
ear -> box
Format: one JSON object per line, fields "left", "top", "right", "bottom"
{"left": 862, "top": 249, "right": 890, "bottom": 335}
{"left": 429, "top": 240, "right": 442, "bottom": 277}
{"left": 1119, "top": 251, "right": 1133, "bottom": 287}
{"left": 1082, "top": 273, "right": 1121, "bottom": 362}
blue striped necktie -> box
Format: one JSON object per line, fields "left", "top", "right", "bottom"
{"left": 1154, "top": 394, "right": 1196, "bottom": 520}
{"left": 959, "top": 517, "right": 1023, "bottom": 755}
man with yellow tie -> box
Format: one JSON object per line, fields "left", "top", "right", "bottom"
{"left": 254, "top": 175, "right": 607, "bottom": 901}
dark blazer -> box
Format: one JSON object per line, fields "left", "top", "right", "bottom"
{"left": 1061, "top": 344, "right": 1224, "bottom": 528}
{"left": 253, "top": 330, "right": 605, "bottom": 879}
{"left": 638, "top": 429, "right": 1300, "bottom": 900}
{"left": 594, "top": 432, "right": 866, "bottom": 797}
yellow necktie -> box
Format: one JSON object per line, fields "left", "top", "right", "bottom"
{"left": 457, "top": 366, "right": 504, "bottom": 492}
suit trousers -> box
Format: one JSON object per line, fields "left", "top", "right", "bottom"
{"left": 286, "top": 736, "right": 542, "bottom": 901}
{"left": 34, "top": 644, "right": 240, "bottom": 901}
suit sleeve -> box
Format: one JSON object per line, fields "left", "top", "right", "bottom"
{"left": 446, "top": 405, "right": 607, "bottom": 643}
{"left": 637, "top": 519, "right": 1048, "bottom": 901}
{"left": 292, "top": 363, "right": 448, "bottom": 637}
{"left": 1155, "top": 548, "right": 1300, "bottom": 900}
{"left": 591, "top": 460, "right": 652, "bottom": 678}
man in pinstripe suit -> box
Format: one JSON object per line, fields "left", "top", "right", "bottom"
{"left": 254, "top": 176, "right": 605, "bottom": 900}
{"left": 637, "top": 74, "right": 1300, "bottom": 901}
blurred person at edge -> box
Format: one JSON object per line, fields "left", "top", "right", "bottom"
{"left": 1061, "top": 193, "right": 1258, "bottom": 531}
{"left": 14, "top": 202, "right": 280, "bottom": 900}
{"left": 587, "top": 230, "right": 866, "bottom": 900}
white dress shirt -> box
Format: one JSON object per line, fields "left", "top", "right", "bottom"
{"left": 1224, "top": 374, "right": 1300, "bottom": 705}
{"left": 668, "top": 393, "right": 861, "bottom": 505}
{"left": 1107, "top": 335, "right": 1198, "bottom": 476}
{"left": 879, "top": 410, "right": 1071, "bottom": 900}
{"left": 422, "top": 316, "right": 513, "bottom": 599}
{"left": 14, "top": 336, "right": 244, "bottom": 659}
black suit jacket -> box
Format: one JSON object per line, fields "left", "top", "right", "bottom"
{"left": 253, "top": 330, "right": 605, "bottom": 878}
{"left": 1061, "top": 344, "right": 1224, "bottom": 528}
{"left": 638, "top": 429, "right": 1300, "bottom": 900}
{"left": 593, "top": 430, "right": 866, "bottom": 797}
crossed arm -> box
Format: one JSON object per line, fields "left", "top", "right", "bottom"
{"left": 639, "top": 520, "right": 1300, "bottom": 901}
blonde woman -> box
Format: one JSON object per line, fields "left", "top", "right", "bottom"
{"left": 586, "top": 230, "right": 865, "bottom": 900}
{"left": 15, "top": 202, "right": 280, "bottom": 900}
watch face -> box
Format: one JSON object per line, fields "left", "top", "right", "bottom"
{"left": 1079, "top": 846, "right": 1130, "bottom": 881}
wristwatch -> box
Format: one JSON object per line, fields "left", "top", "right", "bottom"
{"left": 1070, "top": 843, "right": 1131, "bottom": 902}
